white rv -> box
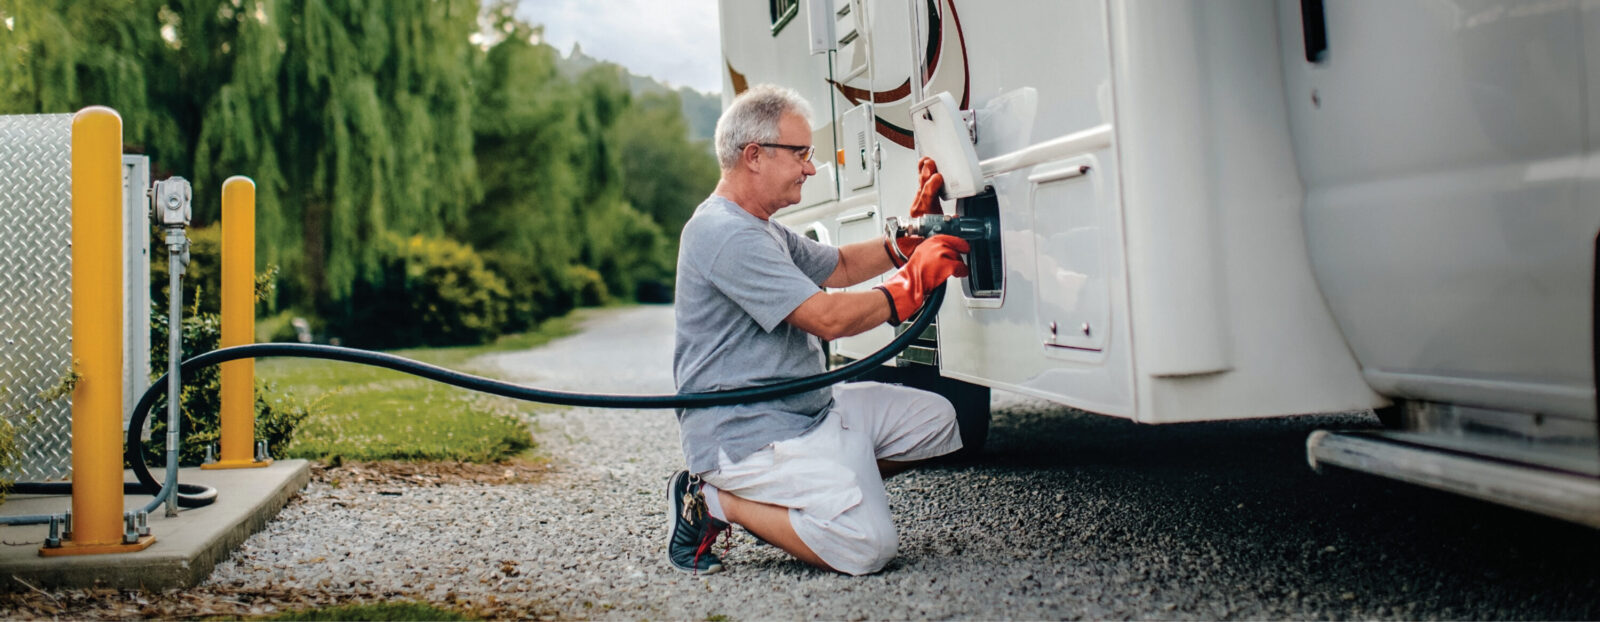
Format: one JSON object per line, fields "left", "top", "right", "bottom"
{"left": 718, "top": 0, "right": 1599, "bottom": 527}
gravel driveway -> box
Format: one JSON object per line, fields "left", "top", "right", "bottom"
{"left": 15, "top": 305, "right": 1595, "bottom": 619}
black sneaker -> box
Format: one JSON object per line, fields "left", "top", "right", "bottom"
{"left": 666, "top": 470, "right": 729, "bottom": 574}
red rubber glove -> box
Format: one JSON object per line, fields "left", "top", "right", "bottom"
{"left": 874, "top": 235, "right": 970, "bottom": 325}
{"left": 912, "top": 157, "right": 945, "bottom": 218}
{"left": 883, "top": 235, "right": 924, "bottom": 268}
{"left": 882, "top": 158, "right": 947, "bottom": 267}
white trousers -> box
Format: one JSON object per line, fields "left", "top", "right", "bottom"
{"left": 701, "top": 381, "right": 963, "bottom": 575}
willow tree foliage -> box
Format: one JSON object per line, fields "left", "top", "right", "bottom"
{"left": 0, "top": 0, "right": 718, "bottom": 342}
{"left": 0, "top": 0, "right": 184, "bottom": 161}
{"left": 269, "top": 0, "right": 481, "bottom": 305}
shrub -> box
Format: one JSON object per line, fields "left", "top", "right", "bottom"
{"left": 257, "top": 309, "right": 300, "bottom": 343}
{"left": 0, "top": 414, "right": 18, "bottom": 500}
{"left": 583, "top": 200, "right": 671, "bottom": 303}
{"left": 0, "top": 368, "right": 77, "bottom": 500}
{"left": 150, "top": 224, "right": 224, "bottom": 316}
{"left": 329, "top": 233, "right": 512, "bottom": 349}
{"left": 141, "top": 304, "right": 315, "bottom": 467}
{"left": 566, "top": 264, "right": 610, "bottom": 308}
{"left": 481, "top": 250, "right": 575, "bottom": 333}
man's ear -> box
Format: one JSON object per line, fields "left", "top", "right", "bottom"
{"left": 741, "top": 143, "right": 763, "bottom": 172}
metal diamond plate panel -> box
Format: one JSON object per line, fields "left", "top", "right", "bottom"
{"left": 0, "top": 114, "right": 74, "bottom": 482}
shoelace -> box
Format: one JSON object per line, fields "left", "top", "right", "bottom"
{"left": 692, "top": 519, "right": 728, "bottom": 574}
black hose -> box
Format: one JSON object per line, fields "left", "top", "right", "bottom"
{"left": 125, "top": 286, "right": 947, "bottom": 506}
{"left": 8, "top": 481, "right": 219, "bottom": 505}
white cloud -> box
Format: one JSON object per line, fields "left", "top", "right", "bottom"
{"left": 515, "top": 0, "right": 722, "bottom": 94}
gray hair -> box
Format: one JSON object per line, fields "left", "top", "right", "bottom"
{"left": 714, "top": 84, "right": 814, "bottom": 171}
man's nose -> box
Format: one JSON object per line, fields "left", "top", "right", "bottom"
{"left": 803, "top": 159, "right": 817, "bottom": 176}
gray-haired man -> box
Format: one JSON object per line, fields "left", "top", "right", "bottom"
{"left": 667, "top": 84, "right": 970, "bottom": 575}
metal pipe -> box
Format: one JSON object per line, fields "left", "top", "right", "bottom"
{"left": 906, "top": 0, "right": 926, "bottom": 108}
{"left": 144, "top": 225, "right": 187, "bottom": 517}
{"left": 0, "top": 514, "right": 61, "bottom": 526}
{"left": 142, "top": 175, "right": 195, "bottom": 517}
{"left": 160, "top": 229, "right": 182, "bottom": 517}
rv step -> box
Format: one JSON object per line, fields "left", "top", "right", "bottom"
{"left": 1306, "top": 430, "right": 1600, "bottom": 528}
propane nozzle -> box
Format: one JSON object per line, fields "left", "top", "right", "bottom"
{"left": 884, "top": 214, "right": 997, "bottom": 244}
{"left": 883, "top": 214, "right": 996, "bottom": 266}
{"left": 887, "top": 214, "right": 995, "bottom": 243}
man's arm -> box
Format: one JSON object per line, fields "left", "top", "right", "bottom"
{"left": 784, "top": 289, "right": 892, "bottom": 341}
{"left": 789, "top": 234, "right": 971, "bottom": 340}
{"left": 821, "top": 237, "right": 896, "bottom": 289}
{"left": 820, "top": 157, "right": 946, "bottom": 289}
{"left": 786, "top": 237, "right": 896, "bottom": 340}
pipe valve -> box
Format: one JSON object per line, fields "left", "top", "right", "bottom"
{"left": 150, "top": 177, "right": 192, "bottom": 229}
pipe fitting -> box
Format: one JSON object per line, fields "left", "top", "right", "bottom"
{"left": 121, "top": 512, "right": 139, "bottom": 544}
{"left": 45, "top": 515, "right": 62, "bottom": 548}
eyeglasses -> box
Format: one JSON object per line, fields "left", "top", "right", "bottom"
{"left": 754, "top": 142, "right": 815, "bottom": 163}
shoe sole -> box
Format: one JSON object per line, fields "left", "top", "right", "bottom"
{"left": 665, "top": 471, "right": 724, "bottom": 575}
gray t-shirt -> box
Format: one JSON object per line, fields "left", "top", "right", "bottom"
{"left": 674, "top": 195, "right": 840, "bottom": 473}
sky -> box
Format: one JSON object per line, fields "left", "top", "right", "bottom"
{"left": 514, "top": 0, "right": 723, "bottom": 94}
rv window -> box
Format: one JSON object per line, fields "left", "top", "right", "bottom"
{"left": 770, "top": 0, "right": 798, "bottom": 34}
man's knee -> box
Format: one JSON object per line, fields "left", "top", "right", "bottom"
{"left": 906, "top": 386, "right": 958, "bottom": 424}
{"left": 815, "top": 514, "right": 898, "bottom": 575}
{"left": 860, "top": 525, "right": 899, "bottom": 574}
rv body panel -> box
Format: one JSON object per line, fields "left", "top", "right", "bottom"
{"left": 1107, "top": 1, "right": 1382, "bottom": 422}
{"left": 719, "top": 0, "right": 1593, "bottom": 427}
{"left": 927, "top": 0, "right": 1139, "bottom": 418}
{"left": 1280, "top": 0, "right": 1599, "bottom": 424}
{"left": 720, "top": 0, "right": 840, "bottom": 210}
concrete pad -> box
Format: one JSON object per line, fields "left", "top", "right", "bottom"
{"left": 0, "top": 459, "right": 311, "bottom": 591}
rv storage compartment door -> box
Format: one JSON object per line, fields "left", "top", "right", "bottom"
{"left": 1030, "top": 155, "right": 1109, "bottom": 354}
{"left": 834, "top": 204, "right": 880, "bottom": 292}
{"left": 839, "top": 103, "right": 876, "bottom": 192}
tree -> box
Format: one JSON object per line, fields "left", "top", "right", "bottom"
{"left": 0, "top": 0, "right": 184, "bottom": 161}
{"left": 466, "top": 8, "right": 584, "bottom": 274}
{"left": 269, "top": 0, "right": 480, "bottom": 307}
{"left": 2, "top": 0, "right": 717, "bottom": 344}
{"left": 612, "top": 90, "right": 721, "bottom": 240}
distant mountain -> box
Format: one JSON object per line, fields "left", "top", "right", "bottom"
{"left": 679, "top": 88, "right": 721, "bottom": 147}
{"left": 557, "top": 43, "right": 721, "bottom": 144}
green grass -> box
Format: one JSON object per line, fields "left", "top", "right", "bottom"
{"left": 263, "top": 601, "right": 475, "bottom": 621}
{"left": 260, "top": 316, "right": 577, "bottom": 463}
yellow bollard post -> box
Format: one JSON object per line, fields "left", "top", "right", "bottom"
{"left": 205, "top": 176, "right": 270, "bottom": 469}
{"left": 42, "top": 106, "right": 155, "bottom": 556}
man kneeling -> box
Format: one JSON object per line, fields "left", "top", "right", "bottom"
{"left": 668, "top": 84, "right": 969, "bottom": 575}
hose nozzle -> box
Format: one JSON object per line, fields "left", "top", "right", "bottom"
{"left": 883, "top": 214, "right": 996, "bottom": 264}
{"left": 885, "top": 215, "right": 997, "bottom": 245}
